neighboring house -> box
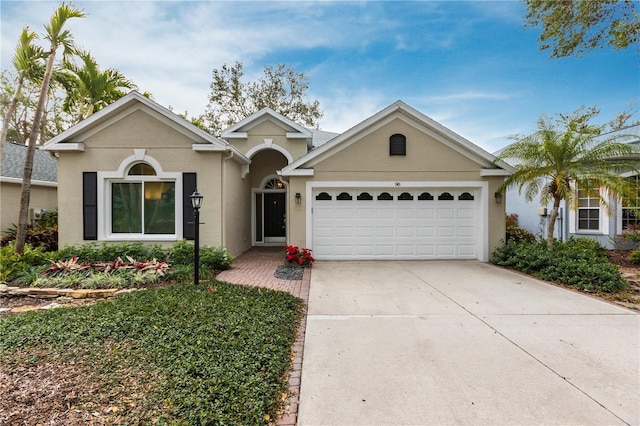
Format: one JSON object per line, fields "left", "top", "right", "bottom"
{"left": 0, "top": 141, "right": 58, "bottom": 236}
{"left": 44, "top": 91, "right": 512, "bottom": 261}
{"left": 504, "top": 125, "right": 640, "bottom": 248}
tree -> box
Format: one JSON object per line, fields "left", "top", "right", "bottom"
{"left": 495, "top": 106, "right": 640, "bottom": 248}
{"left": 524, "top": 0, "right": 640, "bottom": 58}
{"left": 204, "top": 62, "right": 323, "bottom": 136}
{"left": 14, "top": 2, "right": 85, "bottom": 254}
{"left": 58, "top": 49, "right": 136, "bottom": 122}
{"left": 0, "top": 27, "right": 45, "bottom": 144}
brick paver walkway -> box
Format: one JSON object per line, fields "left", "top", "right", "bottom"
{"left": 216, "top": 247, "right": 310, "bottom": 426}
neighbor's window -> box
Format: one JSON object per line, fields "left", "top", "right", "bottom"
{"left": 577, "top": 187, "right": 600, "bottom": 231}
{"left": 111, "top": 163, "right": 176, "bottom": 235}
{"left": 622, "top": 175, "right": 640, "bottom": 230}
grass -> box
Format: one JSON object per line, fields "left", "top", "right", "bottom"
{"left": 0, "top": 281, "right": 303, "bottom": 424}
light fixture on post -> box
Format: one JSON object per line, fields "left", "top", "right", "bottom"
{"left": 190, "top": 189, "right": 203, "bottom": 285}
{"left": 295, "top": 192, "right": 302, "bottom": 205}
{"left": 494, "top": 191, "right": 503, "bottom": 204}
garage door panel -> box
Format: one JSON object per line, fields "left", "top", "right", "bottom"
{"left": 312, "top": 188, "right": 480, "bottom": 260}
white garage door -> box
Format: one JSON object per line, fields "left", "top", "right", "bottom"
{"left": 312, "top": 188, "right": 480, "bottom": 260}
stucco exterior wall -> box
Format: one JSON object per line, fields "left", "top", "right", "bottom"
{"left": 0, "top": 182, "right": 57, "bottom": 236}
{"left": 55, "top": 109, "right": 225, "bottom": 248}
{"left": 222, "top": 157, "right": 252, "bottom": 257}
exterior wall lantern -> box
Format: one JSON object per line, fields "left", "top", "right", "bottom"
{"left": 494, "top": 191, "right": 503, "bottom": 204}
{"left": 190, "top": 189, "right": 203, "bottom": 284}
{"left": 295, "top": 192, "right": 302, "bottom": 205}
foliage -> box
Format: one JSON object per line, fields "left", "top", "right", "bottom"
{"left": 56, "top": 241, "right": 167, "bottom": 264}
{"left": 495, "top": 106, "right": 640, "bottom": 248}
{"left": 506, "top": 226, "right": 536, "bottom": 244}
{"left": 2, "top": 240, "right": 232, "bottom": 287}
{"left": 0, "top": 243, "right": 52, "bottom": 282}
{"left": 168, "top": 239, "right": 232, "bottom": 277}
{"left": 285, "top": 245, "right": 315, "bottom": 266}
{"left": 524, "top": 0, "right": 640, "bottom": 58}
{"left": 629, "top": 248, "right": 640, "bottom": 264}
{"left": 491, "top": 237, "right": 626, "bottom": 293}
{"left": 15, "top": 1, "right": 86, "bottom": 255}
{"left": 0, "top": 69, "right": 70, "bottom": 145}
{"left": 505, "top": 213, "right": 536, "bottom": 243}
{"left": 58, "top": 48, "right": 135, "bottom": 122}
{"left": 1, "top": 210, "right": 59, "bottom": 252}
{"left": 0, "top": 282, "right": 303, "bottom": 424}
{"left": 204, "top": 61, "right": 323, "bottom": 136}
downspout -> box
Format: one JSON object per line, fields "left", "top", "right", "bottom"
{"left": 221, "top": 149, "right": 234, "bottom": 248}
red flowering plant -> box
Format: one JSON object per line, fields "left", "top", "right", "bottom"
{"left": 285, "top": 245, "right": 315, "bottom": 267}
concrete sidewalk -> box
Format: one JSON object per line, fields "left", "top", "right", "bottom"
{"left": 297, "top": 261, "right": 639, "bottom": 425}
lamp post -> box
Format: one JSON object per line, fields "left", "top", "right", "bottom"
{"left": 190, "top": 189, "right": 203, "bottom": 285}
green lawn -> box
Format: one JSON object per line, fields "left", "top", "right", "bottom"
{"left": 0, "top": 281, "right": 303, "bottom": 424}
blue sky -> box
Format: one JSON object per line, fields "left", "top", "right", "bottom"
{"left": 1, "top": 1, "right": 638, "bottom": 152}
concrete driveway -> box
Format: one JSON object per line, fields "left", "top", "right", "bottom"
{"left": 297, "top": 261, "right": 639, "bottom": 426}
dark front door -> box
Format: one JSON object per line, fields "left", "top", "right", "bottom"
{"left": 264, "top": 192, "right": 286, "bottom": 239}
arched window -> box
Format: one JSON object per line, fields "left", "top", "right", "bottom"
{"left": 458, "top": 192, "right": 474, "bottom": 200}
{"left": 389, "top": 134, "right": 406, "bottom": 156}
{"left": 263, "top": 178, "right": 284, "bottom": 189}
{"left": 315, "top": 192, "right": 332, "bottom": 200}
{"left": 398, "top": 192, "right": 413, "bottom": 200}
{"left": 337, "top": 192, "right": 353, "bottom": 200}
{"left": 418, "top": 192, "right": 434, "bottom": 200}
{"left": 378, "top": 192, "right": 393, "bottom": 201}
{"left": 357, "top": 192, "right": 373, "bottom": 200}
{"left": 438, "top": 192, "right": 454, "bottom": 201}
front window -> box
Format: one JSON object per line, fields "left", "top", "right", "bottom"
{"left": 111, "top": 181, "right": 175, "bottom": 234}
{"left": 98, "top": 155, "right": 181, "bottom": 241}
{"left": 577, "top": 187, "right": 600, "bottom": 231}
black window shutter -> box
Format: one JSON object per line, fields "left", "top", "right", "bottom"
{"left": 183, "top": 172, "right": 197, "bottom": 240}
{"left": 82, "top": 172, "right": 98, "bottom": 240}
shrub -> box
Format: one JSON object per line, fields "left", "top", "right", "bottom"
{"left": 629, "top": 248, "right": 640, "bottom": 264}
{"left": 0, "top": 243, "right": 53, "bottom": 283}
{"left": 505, "top": 226, "right": 536, "bottom": 243}
{"left": 168, "top": 239, "right": 232, "bottom": 278}
{"left": 1, "top": 210, "right": 59, "bottom": 251}
{"left": 491, "top": 237, "right": 626, "bottom": 293}
{"left": 285, "top": 245, "right": 315, "bottom": 266}
{"left": 57, "top": 242, "right": 167, "bottom": 264}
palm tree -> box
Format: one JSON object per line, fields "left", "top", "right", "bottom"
{"left": 59, "top": 49, "right": 136, "bottom": 122}
{"left": 495, "top": 107, "right": 640, "bottom": 249}
{"left": 0, "top": 27, "right": 45, "bottom": 144}
{"left": 14, "top": 2, "right": 85, "bottom": 254}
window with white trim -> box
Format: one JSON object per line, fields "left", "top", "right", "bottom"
{"left": 577, "top": 187, "right": 600, "bottom": 231}
{"left": 111, "top": 163, "right": 176, "bottom": 235}
{"left": 96, "top": 153, "right": 183, "bottom": 241}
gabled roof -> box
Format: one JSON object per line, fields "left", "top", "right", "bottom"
{"left": 221, "top": 107, "right": 313, "bottom": 141}
{"left": 44, "top": 91, "right": 249, "bottom": 164}
{"left": 281, "top": 100, "right": 514, "bottom": 176}
{"left": 1, "top": 141, "right": 57, "bottom": 184}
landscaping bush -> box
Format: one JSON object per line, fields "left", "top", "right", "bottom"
{"left": 168, "top": 239, "right": 232, "bottom": 278}
{"left": 629, "top": 248, "right": 640, "bottom": 264}
{"left": 505, "top": 226, "right": 536, "bottom": 243}
{"left": 2, "top": 240, "right": 232, "bottom": 288}
{"left": 491, "top": 237, "right": 626, "bottom": 293}
{"left": 56, "top": 242, "right": 167, "bottom": 264}
{"left": 504, "top": 213, "right": 536, "bottom": 243}
{"left": 0, "top": 243, "right": 53, "bottom": 283}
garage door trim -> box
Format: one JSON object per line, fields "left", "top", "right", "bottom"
{"left": 306, "top": 181, "right": 489, "bottom": 261}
